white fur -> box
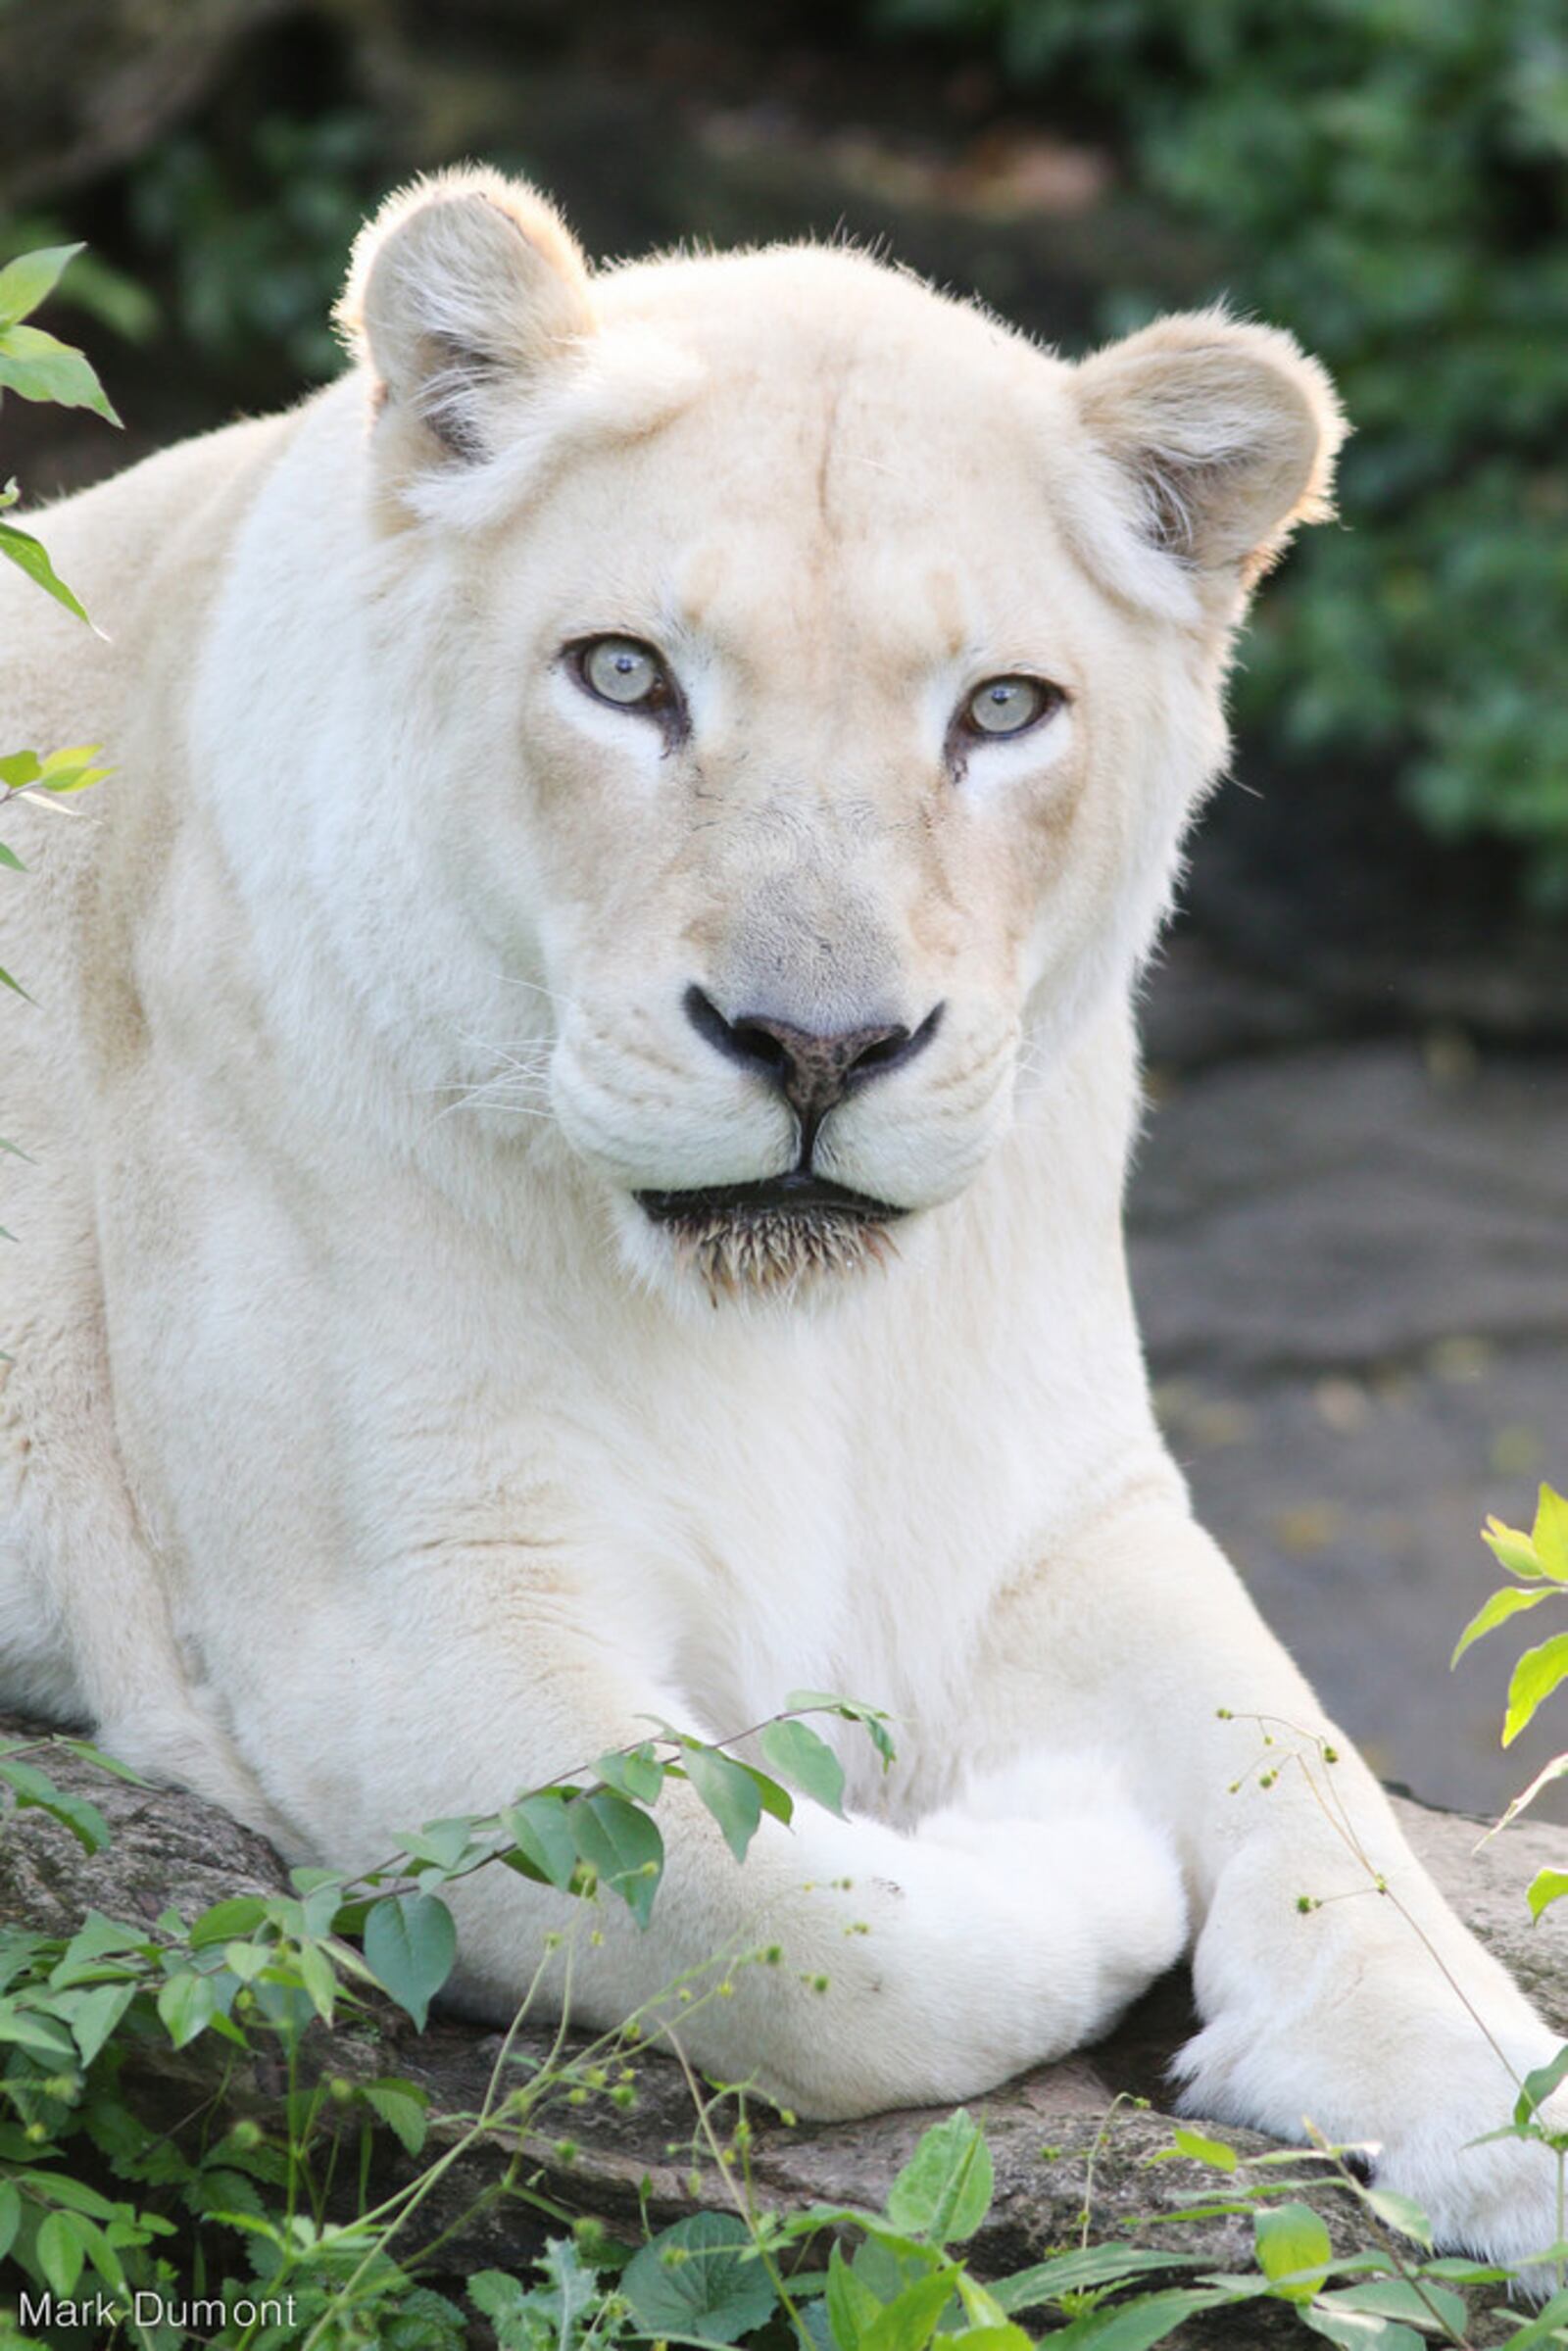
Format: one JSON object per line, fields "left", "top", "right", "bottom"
{"left": 0, "top": 172, "right": 1561, "bottom": 2265}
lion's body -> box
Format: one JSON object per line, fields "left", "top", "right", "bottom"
{"left": 1, "top": 177, "right": 1563, "bottom": 2264}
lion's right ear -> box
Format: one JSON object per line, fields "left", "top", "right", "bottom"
{"left": 334, "top": 169, "right": 596, "bottom": 473}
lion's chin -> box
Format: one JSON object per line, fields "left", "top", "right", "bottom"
{"left": 634, "top": 1176, "right": 903, "bottom": 1300}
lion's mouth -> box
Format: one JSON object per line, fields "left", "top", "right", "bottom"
{"left": 636, "top": 1173, "right": 901, "bottom": 1227}
{"left": 634, "top": 1174, "right": 903, "bottom": 1295}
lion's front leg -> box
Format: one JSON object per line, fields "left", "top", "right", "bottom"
{"left": 265, "top": 1543, "right": 1187, "bottom": 2122}
{"left": 962, "top": 1496, "right": 1568, "bottom": 2272}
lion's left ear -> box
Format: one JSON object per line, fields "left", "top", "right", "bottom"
{"left": 335, "top": 168, "right": 596, "bottom": 470}
{"left": 1069, "top": 311, "right": 1345, "bottom": 591}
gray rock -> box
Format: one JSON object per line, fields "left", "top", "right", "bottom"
{"left": 3, "top": 1717, "right": 1564, "bottom": 2344}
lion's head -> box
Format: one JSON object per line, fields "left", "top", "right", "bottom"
{"left": 333, "top": 170, "right": 1343, "bottom": 1300}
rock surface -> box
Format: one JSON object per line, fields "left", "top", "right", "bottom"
{"left": 1135, "top": 940, "right": 1568, "bottom": 1829}
{"left": 4, "top": 1718, "right": 1566, "bottom": 2343}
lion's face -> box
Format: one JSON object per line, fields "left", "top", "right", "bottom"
{"left": 341, "top": 176, "right": 1341, "bottom": 1298}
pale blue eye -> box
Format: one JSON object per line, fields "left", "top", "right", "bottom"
{"left": 584, "top": 637, "right": 662, "bottom": 706}
{"left": 966, "top": 676, "right": 1048, "bottom": 736}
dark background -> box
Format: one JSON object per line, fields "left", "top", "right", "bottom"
{"left": 3, "top": 0, "right": 1566, "bottom": 1820}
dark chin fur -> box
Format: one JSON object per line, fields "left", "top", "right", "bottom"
{"left": 665, "top": 1203, "right": 897, "bottom": 1298}
{"left": 636, "top": 1179, "right": 901, "bottom": 1298}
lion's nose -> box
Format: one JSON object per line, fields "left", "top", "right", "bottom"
{"left": 683, "top": 985, "right": 943, "bottom": 1129}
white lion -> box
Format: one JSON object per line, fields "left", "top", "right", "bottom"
{"left": 1, "top": 168, "right": 1561, "bottom": 2267}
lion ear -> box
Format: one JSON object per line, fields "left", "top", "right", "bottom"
{"left": 1069, "top": 311, "right": 1345, "bottom": 589}
{"left": 335, "top": 169, "right": 596, "bottom": 468}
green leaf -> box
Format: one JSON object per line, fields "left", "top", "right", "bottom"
{"left": 1516, "top": 2041, "right": 1568, "bottom": 2125}
{"left": 1048, "top": 2287, "right": 1240, "bottom": 2349}
{"left": 1358, "top": 2186, "right": 1433, "bottom": 2247}
{"left": 0, "top": 1999, "right": 75, "bottom": 2058}
{"left": 1504, "top": 1633, "right": 1568, "bottom": 1745}
{"left": 1538, "top": 1488, "right": 1568, "bottom": 1581}
{"left": 787, "top": 1690, "right": 897, "bottom": 1770}
{"left": 858, "top": 2266, "right": 959, "bottom": 2351}
{"left": 595, "top": 1741, "right": 665, "bottom": 1804}
{"left": 189, "top": 1895, "right": 270, "bottom": 1948}
{"left": 0, "top": 245, "right": 85, "bottom": 329}
{"left": 1530, "top": 1869, "right": 1568, "bottom": 1924}
{"left": 296, "top": 1940, "right": 337, "bottom": 2023}
{"left": 0, "top": 1758, "right": 108, "bottom": 1850}
{"left": 681, "top": 1740, "right": 764, "bottom": 1862}
{"left": 1483, "top": 1515, "right": 1549, "bottom": 1582}
{"left": 38, "top": 743, "right": 111, "bottom": 792}
{"left": 993, "top": 2249, "right": 1205, "bottom": 2312}
{"left": 0, "top": 320, "right": 120, "bottom": 421}
{"left": 158, "top": 1968, "right": 218, "bottom": 2049}
{"left": 1299, "top": 2310, "right": 1424, "bottom": 2348}
{"left": 567, "top": 1790, "right": 664, "bottom": 1928}
{"left": 363, "top": 1890, "right": 457, "bottom": 2029}
{"left": 398, "top": 1817, "right": 480, "bottom": 1874}
{"left": 0, "top": 519, "right": 89, "bottom": 621}
{"left": 0, "top": 2177, "right": 19, "bottom": 2263}
{"left": 0, "top": 841, "right": 25, "bottom": 872}
{"left": 364, "top": 2078, "right": 428, "bottom": 2157}
{"left": 59, "top": 1981, "right": 135, "bottom": 2065}
{"left": 760, "top": 1718, "right": 847, "bottom": 1817}
{"left": 0, "top": 751, "right": 41, "bottom": 788}
{"left": 1450, "top": 1583, "right": 1558, "bottom": 1666}
{"left": 1254, "top": 2201, "right": 1332, "bottom": 2298}
{"left": 827, "top": 2241, "right": 884, "bottom": 2351}
{"left": 0, "top": 959, "right": 32, "bottom": 1003}
{"left": 1486, "top": 2286, "right": 1568, "bottom": 2350}
{"left": 53, "top": 1909, "right": 151, "bottom": 1980}
{"left": 1168, "top": 2125, "right": 1239, "bottom": 2173}
{"left": 886, "top": 2111, "right": 994, "bottom": 2246}
{"left": 51, "top": 1738, "right": 148, "bottom": 1784}
{"left": 621, "top": 2212, "right": 777, "bottom": 2344}
{"left": 504, "top": 1791, "right": 579, "bottom": 1891}
{"left": 1318, "top": 2277, "right": 1467, "bottom": 2332}
{"left": 36, "top": 2208, "right": 85, "bottom": 2300}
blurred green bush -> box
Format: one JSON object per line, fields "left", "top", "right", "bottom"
{"left": 881, "top": 0, "right": 1568, "bottom": 901}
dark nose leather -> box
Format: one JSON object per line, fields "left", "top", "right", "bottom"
{"left": 684, "top": 986, "right": 943, "bottom": 1136}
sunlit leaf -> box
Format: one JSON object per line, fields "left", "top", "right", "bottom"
{"left": 1536, "top": 1487, "right": 1568, "bottom": 1582}
{"left": 1253, "top": 2201, "right": 1332, "bottom": 2299}
{"left": 1504, "top": 1634, "right": 1568, "bottom": 1745}
{"left": 1450, "top": 1583, "right": 1558, "bottom": 1667}
{"left": 0, "top": 244, "right": 85, "bottom": 329}
{"left": 1358, "top": 2186, "right": 1433, "bottom": 2247}
{"left": 1483, "top": 1516, "right": 1547, "bottom": 1582}
{"left": 0, "top": 320, "right": 120, "bottom": 421}
{"left": 1529, "top": 1869, "right": 1568, "bottom": 1924}
{"left": 0, "top": 519, "right": 89, "bottom": 621}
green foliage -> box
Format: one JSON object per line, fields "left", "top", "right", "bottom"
{"left": 0, "top": 245, "right": 117, "bottom": 1058}
{"left": 5, "top": 1686, "right": 1568, "bottom": 2346}
{"left": 1456, "top": 1482, "right": 1568, "bottom": 1967}
{"left": 126, "top": 113, "right": 382, "bottom": 387}
{"left": 874, "top": 0, "right": 1568, "bottom": 900}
